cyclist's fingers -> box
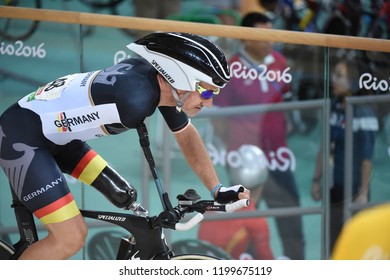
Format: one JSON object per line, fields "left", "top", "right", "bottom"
{"left": 238, "top": 188, "right": 250, "bottom": 200}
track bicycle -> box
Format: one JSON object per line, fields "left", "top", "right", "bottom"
{"left": 0, "top": 122, "right": 249, "bottom": 260}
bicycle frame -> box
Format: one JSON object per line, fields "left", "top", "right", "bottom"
{"left": 5, "top": 189, "right": 172, "bottom": 260}
{"left": 81, "top": 209, "right": 172, "bottom": 260}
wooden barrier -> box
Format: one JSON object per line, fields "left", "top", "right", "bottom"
{"left": 1, "top": 6, "right": 389, "bottom": 52}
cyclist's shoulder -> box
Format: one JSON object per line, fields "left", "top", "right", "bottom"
{"left": 116, "top": 57, "right": 153, "bottom": 71}
{"left": 98, "top": 57, "right": 154, "bottom": 78}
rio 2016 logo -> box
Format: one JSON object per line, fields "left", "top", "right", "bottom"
{"left": 230, "top": 61, "right": 292, "bottom": 83}
{"left": 0, "top": 40, "right": 46, "bottom": 58}
{"left": 207, "top": 143, "right": 296, "bottom": 172}
{"left": 114, "top": 50, "right": 131, "bottom": 65}
{"left": 359, "top": 73, "right": 390, "bottom": 92}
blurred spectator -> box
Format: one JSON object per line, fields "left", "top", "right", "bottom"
{"left": 311, "top": 56, "right": 379, "bottom": 253}
{"left": 199, "top": 145, "right": 275, "bottom": 260}
{"left": 211, "top": 12, "right": 305, "bottom": 260}
{"left": 133, "top": 0, "right": 180, "bottom": 19}
{"left": 240, "top": 0, "right": 266, "bottom": 14}
{"left": 202, "top": 0, "right": 279, "bottom": 16}
{"left": 132, "top": 0, "right": 181, "bottom": 38}
{"left": 202, "top": 0, "right": 242, "bottom": 25}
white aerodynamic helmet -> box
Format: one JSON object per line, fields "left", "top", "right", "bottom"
{"left": 126, "top": 32, "right": 231, "bottom": 92}
{"left": 228, "top": 145, "right": 269, "bottom": 189}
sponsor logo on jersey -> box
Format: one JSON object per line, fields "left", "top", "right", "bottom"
{"left": 55, "top": 111, "right": 101, "bottom": 132}
{"left": 80, "top": 71, "right": 94, "bottom": 87}
{"left": 26, "top": 86, "right": 44, "bottom": 102}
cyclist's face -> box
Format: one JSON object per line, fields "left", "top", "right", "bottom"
{"left": 179, "top": 82, "right": 218, "bottom": 117}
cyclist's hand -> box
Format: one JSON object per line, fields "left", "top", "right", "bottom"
{"left": 214, "top": 185, "right": 250, "bottom": 204}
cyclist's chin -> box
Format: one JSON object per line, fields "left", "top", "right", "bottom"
{"left": 183, "top": 108, "right": 200, "bottom": 117}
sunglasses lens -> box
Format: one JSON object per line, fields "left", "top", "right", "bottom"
{"left": 196, "top": 84, "right": 219, "bottom": 99}
{"left": 200, "top": 90, "right": 215, "bottom": 99}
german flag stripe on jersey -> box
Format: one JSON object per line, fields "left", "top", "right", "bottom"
{"left": 34, "top": 193, "right": 80, "bottom": 224}
{"left": 71, "top": 149, "right": 107, "bottom": 185}
{"left": 57, "top": 112, "right": 68, "bottom": 132}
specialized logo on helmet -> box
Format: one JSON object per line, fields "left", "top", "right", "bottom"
{"left": 151, "top": 60, "right": 175, "bottom": 84}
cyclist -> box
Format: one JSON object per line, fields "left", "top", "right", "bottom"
{"left": 0, "top": 32, "right": 250, "bottom": 260}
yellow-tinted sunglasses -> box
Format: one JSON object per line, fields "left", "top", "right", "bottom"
{"left": 195, "top": 84, "right": 220, "bottom": 99}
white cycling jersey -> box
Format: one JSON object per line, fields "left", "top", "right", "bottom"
{"left": 18, "top": 71, "right": 122, "bottom": 145}
{"left": 17, "top": 58, "right": 189, "bottom": 145}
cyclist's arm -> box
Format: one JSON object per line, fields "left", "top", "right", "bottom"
{"left": 174, "top": 123, "right": 220, "bottom": 193}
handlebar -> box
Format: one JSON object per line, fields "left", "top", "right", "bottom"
{"left": 149, "top": 187, "right": 250, "bottom": 231}
{"left": 175, "top": 213, "right": 204, "bottom": 231}
{"left": 225, "top": 199, "right": 250, "bottom": 213}
{"left": 174, "top": 198, "right": 250, "bottom": 231}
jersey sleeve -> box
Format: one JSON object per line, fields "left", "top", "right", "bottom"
{"left": 158, "top": 106, "right": 190, "bottom": 133}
